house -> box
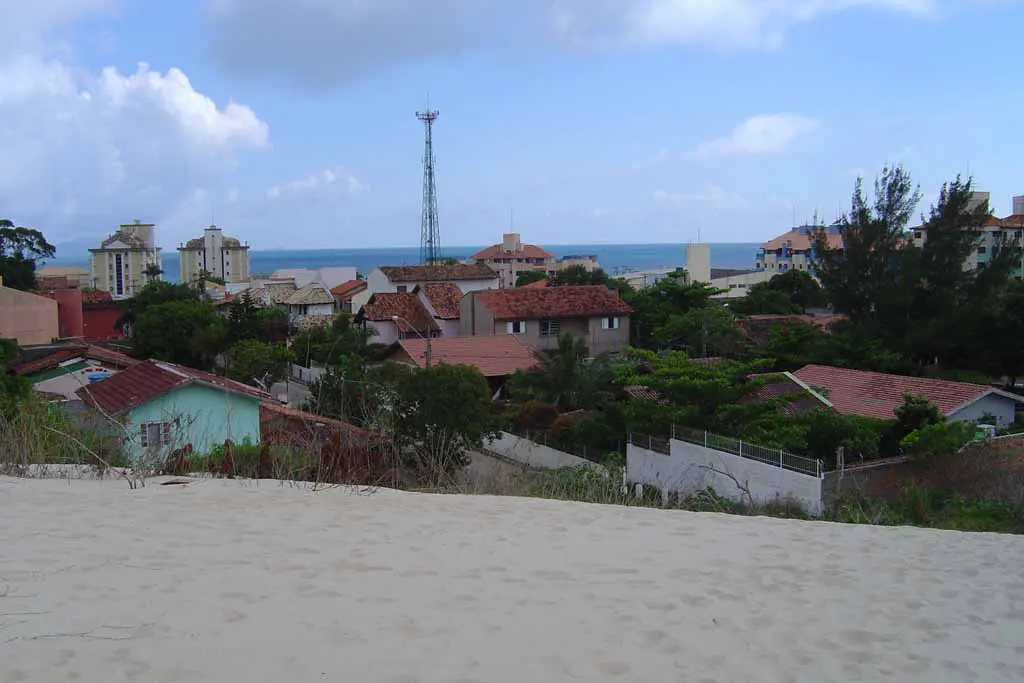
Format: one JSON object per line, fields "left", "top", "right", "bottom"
{"left": 9, "top": 344, "right": 140, "bottom": 400}
{"left": 331, "top": 279, "right": 368, "bottom": 314}
{"left": 756, "top": 225, "right": 844, "bottom": 274}
{"left": 259, "top": 403, "right": 391, "bottom": 484}
{"left": 383, "top": 334, "right": 538, "bottom": 398}
{"left": 0, "top": 276, "right": 58, "bottom": 345}
{"left": 472, "top": 233, "right": 600, "bottom": 288}
{"left": 89, "top": 221, "right": 163, "bottom": 299}
{"left": 359, "top": 292, "right": 439, "bottom": 345}
{"left": 37, "top": 266, "right": 90, "bottom": 289}
{"left": 270, "top": 267, "right": 358, "bottom": 291}
{"left": 461, "top": 285, "right": 633, "bottom": 356}
{"left": 283, "top": 283, "right": 336, "bottom": 328}
{"left": 416, "top": 282, "right": 463, "bottom": 337}
{"left": 792, "top": 364, "right": 1024, "bottom": 427}
{"left": 366, "top": 263, "right": 499, "bottom": 297}
{"left": 75, "top": 359, "right": 271, "bottom": 464}
{"left": 177, "top": 224, "right": 250, "bottom": 284}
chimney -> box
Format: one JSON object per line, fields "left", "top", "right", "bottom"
{"left": 1013, "top": 195, "right": 1024, "bottom": 216}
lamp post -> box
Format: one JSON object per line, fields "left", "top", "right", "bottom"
{"left": 392, "top": 316, "right": 432, "bottom": 368}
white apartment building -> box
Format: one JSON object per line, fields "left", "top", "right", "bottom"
{"left": 910, "top": 193, "right": 1024, "bottom": 277}
{"left": 88, "top": 221, "right": 162, "bottom": 300}
{"left": 756, "top": 225, "right": 843, "bottom": 274}
{"left": 177, "top": 224, "right": 251, "bottom": 284}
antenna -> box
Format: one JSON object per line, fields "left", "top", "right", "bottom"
{"left": 416, "top": 107, "right": 441, "bottom": 265}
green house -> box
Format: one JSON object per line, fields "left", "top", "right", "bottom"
{"left": 76, "top": 359, "right": 270, "bottom": 465}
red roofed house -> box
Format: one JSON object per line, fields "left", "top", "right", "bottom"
{"left": 330, "top": 279, "right": 368, "bottom": 314}
{"left": 75, "top": 359, "right": 271, "bottom": 465}
{"left": 472, "top": 233, "right": 557, "bottom": 288}
{"left": 359, "top": 292, "right": 440, "bottom": 345}
{"left": 757, "top": 225, "right": 844, "bottom": 274}
{"left": 792, "top": 364, "right": 1024, "bottom": 427}
{"left": 366, "top": 263, "right": 499, "bottom": 298}
{"left": 383, "top": 334, "right": 539, "bottom": 397}
{"left": 9, "top": 343, "right": 140, "bottom": 400}
{"left": 462, "top": 285, "right": 633, "bottom": 356}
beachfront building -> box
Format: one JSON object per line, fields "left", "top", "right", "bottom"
{"left": 910, "top": 193, "right": 1024, "bottom": 276}
{"left": 177, "top": 224, "right": 251, "bottom": 285}
{"left": 88, "top": 222, "right": 163, "bottom": 300}
{"left": 461, "top": 285, "right": 633, "bottom": 357}
{"left": 756, "top": 224, "right": 843, "bottom": 274}
{"left": 472, "top": 233, "right": 599, "bottom": 288}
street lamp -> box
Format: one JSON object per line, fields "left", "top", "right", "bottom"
{"left": 392, "top": 316, "right": 432, "bottom": 368}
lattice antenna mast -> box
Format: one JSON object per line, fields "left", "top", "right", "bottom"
{"left": 417, "top": 108, "right": 441, "bottom": 265}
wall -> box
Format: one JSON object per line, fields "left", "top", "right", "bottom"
{"left": 367, "top": 320, "right": 400, "bottom": 346}
{"left": 82, "top": 305, "right": 125, "bottom": 341}
{"left": 527, "top": 317, "right": 589, "bottom": 352}
{"left": 627, "top": 439, "right": 823, "bottom": 515}
{"left": 710, "top": 271, "right": 772, "bottom": 300}
{"left": 0, "top": 282, "right": 59, "bottom": 345}
{"left": 485, "top": 432, "right": 601, "bottom": 470}
{"left": 460, "top": 292, "right": 495, "bottom": 337}
{"left": 586, "top": 315, "right": 631, "bottom": 355}
{"left": 52, "top": 288, "right": 85, "bottom": 338}
{"left": 124, "top": 384, "right": 261, "bottom": 464}
{"left": 949, "top": 394, "right": 1016, "bottom": 428}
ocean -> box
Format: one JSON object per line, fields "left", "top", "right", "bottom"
{"left": 50, "top": 242, "right": 760, "bottom": 283}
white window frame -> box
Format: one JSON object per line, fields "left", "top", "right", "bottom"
{"left": 139, "top": 422, "right": 172, "bottom": 448}
{"left": 601, "top": 316, "right": 620, "bottom": 331}
{"left": 539, "top": 319, "right": 560, "bottom": 337}
{"left": 506, "top": 320, "right": 526, "bottom": 335}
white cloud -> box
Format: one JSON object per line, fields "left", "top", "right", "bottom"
{"left": 0, "top": 55, "right": 268, "bottom": 242}
{"left": 266, "top": 168, "right": 366, "bottom": 200}
{"left": 693, "top": 114, "right": 819, "bottom": 159}
{"left": 207, "top": 0, "right": 937, "bottom": 87}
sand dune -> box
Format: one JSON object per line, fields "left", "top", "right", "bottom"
{"left": 2, "top": 476, "right": 1023, "bottom": 682}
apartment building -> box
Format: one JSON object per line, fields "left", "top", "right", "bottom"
{"left": 472, "top": 233, "right": 599, "bottom": 288}
{"left": 177, "top": 224, "right": 251, "bottom": 284}
{"left": 910, "top": 193, "right": 1024, "bottom": 276}
{"left": 88, "top": 221, "right": 162, "bottom": 300}
{"left": 756, "top": 225, "right": 843, "bottom": 274}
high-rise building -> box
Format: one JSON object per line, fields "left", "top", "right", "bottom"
{"left": 88, "top": 221, "right": 162, "bottom": 300}
{"left": 177, "top": 224, "right": 251, "bottom": 284}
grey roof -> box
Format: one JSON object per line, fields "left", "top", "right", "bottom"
{"left": 284, "top": 284, "right": 335, "bottom": 306}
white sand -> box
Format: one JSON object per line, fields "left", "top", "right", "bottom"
{"left": 2, "top": 477, "right": 1023, "bottom": 683}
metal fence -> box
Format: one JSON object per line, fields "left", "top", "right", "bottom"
{"left": 629, "top": 426, "right": 822, "bottom": 478}
{"left": 503, "top": 426, "right": 625, "bottom": 464}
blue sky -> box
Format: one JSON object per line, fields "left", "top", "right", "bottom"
{"left": 1, "top": 1, "right": 1022, "bottom": 252}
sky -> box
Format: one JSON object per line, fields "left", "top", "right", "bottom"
{"left": 1, "top": 0, "right": 1023, "bottom": 252}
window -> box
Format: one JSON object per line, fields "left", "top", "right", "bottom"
{"left": 139, "top": 422, "right": 171, "bottom": 448}
{"left": 539, "top": 319, "right": 560, "bottom": 337}
{"left": 507, "top": 321, "right": 526, "bottom": 334}
{"left": 978, "top": 246, "right": 987, "bottom": 254}
{"left": 602, "top": 317, "right": 620, "bottom": 331}
{"left": 914, "top": 231, "right": 922, "bottom": 239}
{"left": 114, "top": 254, "right": 124, "bottom": 296}
{"left": 396, "top": 285, "right": 408, "bottom": 293}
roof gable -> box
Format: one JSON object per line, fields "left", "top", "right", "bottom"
{"left": 474, "top": 285, "right": 633, "bottom": 320}
{"left": 418, "top": 282, "right": 462, "bottom": 319}
{"left": 791, "top": 364, "right": 1022, "bottom": 420}
{"left": 361, "top": 293, "right": 439, "bottom": 333}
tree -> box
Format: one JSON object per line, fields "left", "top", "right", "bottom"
{"left": 226, "top": 340, "right": 295, "bottom": 388}
{"left": 292, "top": 314, "right": 377, "bottom": 367}
{"left": 765, "top": 270, "right": 827, "bottom": 312}
{"left": 0, "top": 220, "right": 56, "bottom": 290}
{"left": 0, "top": 339, "right": 30, "bottom": 417}
{"left": 550, "top": 265, "right": 611, "bottom": 286}
{"left": 975, "top": 279, "right": 1024, "bottom": 387}
{"left": 118, "top": 280, "right": 198, "bottom": 331}
{"left": 133, "top": 300, "right": 227, "bottom": 370}
{"left": 143, "top": 263, "right": 163, "bottom": 281}
{"left": 621, "top": 278, "right": 721, "bottom": 349}
{"left": 728, "top": 285, "right": 801, "bottom": 316}
{"left": 654, "top": 306, "right": 745, "bottom": 357}
{"left": 515, "top": 271, "right": 548, "bottom": 287}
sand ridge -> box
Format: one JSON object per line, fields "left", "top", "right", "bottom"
{"left": 1, "top": 476, "right": 1023, "bottom": 682}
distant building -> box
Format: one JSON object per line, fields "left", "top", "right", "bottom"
{"left": 757, "top": 224, "right": 843, "bottom": 274}
{"left": 472, "top": 233, "right": 599, "bottom": 288}
{"left": 88, "top": 221, "right": 162, "bottom": 299}
{"left": 366, "top": 263, "right": 499, "bottom": 296}
{"left": 36, "top": 266, "right": 90, "bottom": 289}
{"left": 910, "top": 193, "right": 1024, "bottom": 277}
{"left": 461, "top": 285, "right": 633, "bottom": 357}
{"left": 177, "top": 225, "right": 250, "bottom": 284}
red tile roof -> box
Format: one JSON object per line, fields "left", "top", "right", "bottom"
{"left": 474, "top": 285, "right": 633, "bottom": 320}
{"left": 792, "top": 364, "right": 1022, "bottom": 421}
{"left": 330, "top": 279, "right": 367, "bottom": 300}
{"left": 520, "top": 278, "right": 550, "bottom": 289}
{"left": 361, "top": 293, "right": 439, "bottom": 333}
{"left": 259, "top": 403, "right": 387, "bottom": 443}
{"left": 472, "top": 243, "right": 553, "bottom": 261}
{"left": 379, "top": 263, "right": 497, "bottom": 283}
{"left": 912, "top": 215, "right": 1005, "bottom": 232}
{"left": 82, "top": 290, "right": 115, "bottom": 305}
{"left": 388, "top": 335, "right": 538, "bottom": 377}
{"left": 745, "top": 373, "right": 832, "bottom": 416}
{"left": 75, "top": 359, "right": 271, "bottom": 415}
{"left": 10, "top": 345, "right": 139, "bottom": 376}
{"left": 623, "top": 385, "right": 667, "bottom": 404}
{"left": 761, "top": 230, "right": 843, "bottom": 251}
{"left": 419, "top": 282, "right": 462, "bottom": 319}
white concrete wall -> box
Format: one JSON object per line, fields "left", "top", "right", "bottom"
{"left": 367, "top": 321, "right": 400, "bottom": 346}
{"left": 949, "top": 393, "right": 1017, "bottom": 428}
{"left": 627, "top": 439, "right": 823, "bottom": 515}
{"left": 485, "top": 432, "right": 601, "bottom": 471}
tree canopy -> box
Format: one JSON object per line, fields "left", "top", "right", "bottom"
{"left": 0, "top": 220, "right": 56, "bottom": 290}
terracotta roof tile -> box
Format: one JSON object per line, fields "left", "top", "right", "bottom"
{"left": 330, "top": 279, "right": 367, "bottom": 300}
{"left": 10, "top": 345, "right": 139, "bottom": 376}
{"left": 792, "top": 364, "right": 1023, "bottom": 421}
{"left": 390, "top": 335, "right": 538, "bottom": 377}
{"left": 379, "top": 263, "right": 497, "bottom": 283}
{"left": 761, "top": 230, "right": 843, "bottom": 251}
{"left": 745, "top": 373, "right": 831, "bottom": 416}
{"left": 472, "top": 243, "right": 553, "bottom": 260}
{"left": 520, "top": 278, "right": 550, "bottom": 289}
{"left": 419, "top": 282, "right": 462, "bottom": 319}
{"left": 474, "top": 285, "right": 633, "bottom": 320}
{"left": 75, "top": 359, "right": 270, "bottom": 415}
{"left": 361, "top": 293, "right": 439, "bottom": 333}
{"left": 259, "top": 403, "right": 388, "bottom": 444}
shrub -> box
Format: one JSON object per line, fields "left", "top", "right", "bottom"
{"left": 901, "top": 421, "right": 976, "bottom": 461}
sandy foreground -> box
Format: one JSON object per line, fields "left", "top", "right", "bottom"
{"left": 2, "top": 477, "right": 1023, "bottom": 683}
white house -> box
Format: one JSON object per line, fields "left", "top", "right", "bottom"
{"left": 366, "top": 263, "right": 499, "bottom": 298}
{"left": 283, "top": 284, "right": 336, "bottom": 328}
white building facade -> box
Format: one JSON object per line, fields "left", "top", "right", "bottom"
{"left": 177, "top": 225, "right": 251, "bottom": 284}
